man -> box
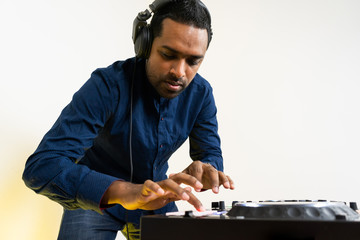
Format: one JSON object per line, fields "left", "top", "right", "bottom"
{"left": 22, "top": 0, "right": 234, "bottom": 239}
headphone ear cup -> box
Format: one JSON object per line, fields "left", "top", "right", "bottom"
{"left": 134, "top": 25, "right": 153, "bottom": 59}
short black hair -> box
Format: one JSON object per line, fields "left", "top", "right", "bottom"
{"left": 150, "top": 0, "right": 213, "bottom": 48}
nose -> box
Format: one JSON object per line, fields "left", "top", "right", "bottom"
{"left": 170, "top": 59, "right": 186, "bottom": 79}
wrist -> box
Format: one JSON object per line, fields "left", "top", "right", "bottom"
{"left": 100, "top": 180, "right": 127, "bottom": 206}
{"left": 101, "top": 180, "right": 143, "bottom": 209}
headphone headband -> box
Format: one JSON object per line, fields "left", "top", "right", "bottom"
{"left": 149, "top": 0, "right": 173, "bottom": 12}
{"left": 132, "top": 0, "right": 212, "bottom": 58}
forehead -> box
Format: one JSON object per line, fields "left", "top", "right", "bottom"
{"left": 154, "top": 18, "right": 208, "bottom": 56}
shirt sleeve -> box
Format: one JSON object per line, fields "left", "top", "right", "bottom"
{"left": 22, "top": 68, "right": 120, "bottom": 213}
{"left": 189, "top": 84, "right": 224, "bottom": 172}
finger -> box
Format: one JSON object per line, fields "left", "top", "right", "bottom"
{"left": 169, "top": 172, "right": 203, "bottom": 192}
{"left": 218, "top": 171, "right": 230, "bottom": 189}
{"left": 184, "top": 186, "right": 192, "bottom": 192}
{"left": 226, "top": 175, "right": 235, "bottom": 190}
{"left": 151, "top": 192, "right": 201, "bottom": 211}
{"left": 159, "top": 178, "right": 190, "bottom": 201}
{"left": 203, "top": 164, "right": 220, "bottom": 193}
{"left": 142, "top": 179, "right": 165, "bottom": 196}
{"left": 183, "top": 161, "right": 203, "bottom": 182}
{"left": 183, "top": 189, "right": 205, "bottom": 212}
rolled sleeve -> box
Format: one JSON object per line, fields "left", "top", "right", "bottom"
{"left": 76, "top": 170, "right": 119, "bottom": 213}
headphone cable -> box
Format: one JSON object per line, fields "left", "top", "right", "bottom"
{"left": 125, "top": 56, "right": 138, "bottom": 240}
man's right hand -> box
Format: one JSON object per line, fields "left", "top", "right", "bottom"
{"left": 100, "top": 173, "right": 205, "bottom": 211}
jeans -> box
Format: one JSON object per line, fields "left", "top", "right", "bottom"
{"left": 58, "top": 208, "right": 140, "bottom": 240}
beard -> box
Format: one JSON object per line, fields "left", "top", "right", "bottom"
{"left": 150, "top": 73, "right": 187, "bottom": 99}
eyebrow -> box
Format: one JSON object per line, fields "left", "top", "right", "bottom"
{"left": 161, "top": 45, "right": 204, "bottom": 60}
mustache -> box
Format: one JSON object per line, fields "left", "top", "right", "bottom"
{"left": 167, "top": 74, "right": 184, "bottom": 83}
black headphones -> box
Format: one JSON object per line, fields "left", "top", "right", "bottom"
{"left": 132, "top": 0, "right": 212, "bottom": 59}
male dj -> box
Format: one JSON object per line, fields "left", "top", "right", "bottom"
{"left": 22, "top": 0, "right": 234, "bottom": 239}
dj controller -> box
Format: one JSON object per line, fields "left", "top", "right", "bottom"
{"left": 141, "top": 200, "right": 360, "bottom": 240}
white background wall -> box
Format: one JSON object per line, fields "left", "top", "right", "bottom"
{"left": 1, "top": 0, "right": 360, "bottom": 239}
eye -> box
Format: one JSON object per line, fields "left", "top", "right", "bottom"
{"left": 160, "top": 51, "right": 176, "bottom": 60}
{"left": 187, "top": 58, "right": 201, "bottom": 66}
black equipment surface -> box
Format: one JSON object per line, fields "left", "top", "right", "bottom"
{"left": 140, "top": 200, "right": 360, "bottom": 240}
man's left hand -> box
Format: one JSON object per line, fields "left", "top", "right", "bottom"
{"left": 181, "top": 160, "right": 235, "bottom": 194}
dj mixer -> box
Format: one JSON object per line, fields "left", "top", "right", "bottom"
{"left": 141, "top": 200, "right": 360, "bottom": 240}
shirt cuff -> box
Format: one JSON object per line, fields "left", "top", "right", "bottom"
{"left": 76, "top": 170, "right": 119, "bottom": 214}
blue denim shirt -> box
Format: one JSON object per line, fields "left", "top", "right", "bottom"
{"left": 23, "top": 57, "right": 223, "bottom": 224}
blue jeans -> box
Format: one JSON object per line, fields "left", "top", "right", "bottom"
{"left": 58, "top": 208, "right": 140, "bottom": 240}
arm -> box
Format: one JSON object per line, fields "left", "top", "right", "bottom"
{"left": 22, "top": 68, "right": 119, "bottom": 213}
{"left": 185, "top": 84, "right": 235, "bottom": 193}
